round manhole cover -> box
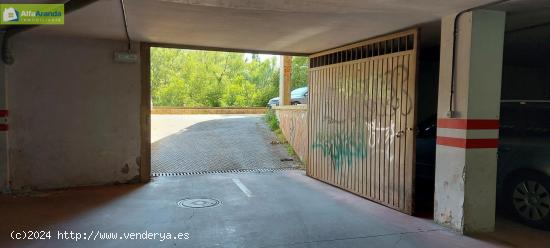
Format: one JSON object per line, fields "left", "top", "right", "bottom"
{"left": 177, "top": 198, "right": 220, "bottom": 208}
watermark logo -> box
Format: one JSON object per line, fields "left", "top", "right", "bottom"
{"left": 0, "top": 4, "right": 64, "bottom": 25}
{"left": 2, "top": 7, "right": 18, "bottom": 22}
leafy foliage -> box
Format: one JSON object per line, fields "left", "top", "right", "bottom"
{"left": 151, "top": 48, "right": 308, "bottom": 107}
{"left": 291, "top": 56, "right": 309, "bottom": 90}
{"left": 264, "top": 109, "right": 280, "bottom": 131}
{"left": 264, "top": 110, "right": 301, "bottom": 163}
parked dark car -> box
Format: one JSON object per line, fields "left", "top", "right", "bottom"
{"left": 416, "top": 100, "right": 550, "bottom": 229}
{"left": 267, "top": 87, "right": 308, "bottom": 108}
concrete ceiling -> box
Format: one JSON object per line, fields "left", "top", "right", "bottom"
{"left": 4, "top": 0, "right": 550, "bottom": 54}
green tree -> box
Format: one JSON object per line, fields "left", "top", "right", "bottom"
{"left": 291, "top": 56, "right": 309, "bottom": 90}
{"left": 150, "top": 48, "right": 307, "bottom": 107}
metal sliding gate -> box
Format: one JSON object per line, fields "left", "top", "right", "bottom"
{"left": 307, "top": 29, "right": 418, "bottom": 214}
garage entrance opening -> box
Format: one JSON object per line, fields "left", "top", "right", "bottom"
{"left": 148, "top": 47, "right": 307, "bottom": 176}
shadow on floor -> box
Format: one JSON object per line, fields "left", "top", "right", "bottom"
{"left": 0, "top": 183, "right": 144, "bottom": 247}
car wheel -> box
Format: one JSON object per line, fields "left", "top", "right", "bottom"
{"left": 505, "top": 171, "right": 550, "bottom": 230}
{"left": 291, "top": 101, "right": 299, "bottom": 105}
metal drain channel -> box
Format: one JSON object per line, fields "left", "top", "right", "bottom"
{"left": 152, "top": 167, "right": 300, "bottom": 177}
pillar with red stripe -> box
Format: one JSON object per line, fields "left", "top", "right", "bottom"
{"left": 434, "top": 10, "right": 506, "bottom": 233}
{"left": 437, "top": 119, "right": 499, "bottom": 148}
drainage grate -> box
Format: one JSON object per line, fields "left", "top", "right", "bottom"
{"left": 177, "top": 198, "right": 220, "bottom": 208}
{"left": 152, "top": 167, "right": 299, "bottom": 177}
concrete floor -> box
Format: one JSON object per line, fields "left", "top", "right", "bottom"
{"left": 1, "top": 114, "right": 547, "bottom": 247}
{"left": 151, "top": 114, "right": 299, "bottom": 174}
{"left": 2, "top": 170, "right": 546, "bottom": 248}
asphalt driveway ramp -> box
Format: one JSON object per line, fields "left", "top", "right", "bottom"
{"left": 151, "top": 114, "right": 299, "bottom": 175}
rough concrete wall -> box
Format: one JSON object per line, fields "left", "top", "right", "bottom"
{"left": 274, "top": 106, "right": 307, "bottom": 163}
{"left": 434, "top": 12, "right": 473, "bottom": 231}
{"left": 5, "top": 34, "right": 141, "bottom": 190}
{"left": 152, "top": 107, "right": 266, "bottom": 115}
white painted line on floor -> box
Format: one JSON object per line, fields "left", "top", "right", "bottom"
{"left": 232, "top": 178, "right": 252, "bottom": 197}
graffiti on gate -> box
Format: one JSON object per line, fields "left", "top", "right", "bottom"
{"left": 367, "top": 119, "right": 396, "bottom": 163}
{"left": 312, "top": 63, "right": 410, "bottom": 169}
{"left": 311, "top": 128, "right": 367, "bottom": 170}
{"left": 374, "top": 64, "right": 413, "bottom": 117}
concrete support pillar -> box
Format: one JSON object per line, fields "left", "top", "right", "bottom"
{"left": 434, "top": 10, "right": 505, "bottom": 233}
{"left": 0, "top": 31, "right": 9, "bottom": 193}
{"left": 279, "top": 55, "right": 292, "bottom": 106}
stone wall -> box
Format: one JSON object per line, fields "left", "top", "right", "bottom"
{"left": 152, "top": 107, "right": 267, "bottom": 115}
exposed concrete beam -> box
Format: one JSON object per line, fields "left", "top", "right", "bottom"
{"left": 146, "top": 42, "right": 308, "bottom": 57}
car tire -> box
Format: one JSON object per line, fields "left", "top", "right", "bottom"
{"left": 504, "top": 171, "right": 550, "bottom": 230}
{"left": 291, "top": 101, "right": 299, "bottom": 105}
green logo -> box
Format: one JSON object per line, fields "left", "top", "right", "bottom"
{"left": 1, "top": 4, "right": 64, "bottom": 25}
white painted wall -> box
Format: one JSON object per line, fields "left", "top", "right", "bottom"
{"left": 4, "top": 33, "right": 142, "bottom": 190}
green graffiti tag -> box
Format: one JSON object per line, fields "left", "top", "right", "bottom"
{"left": 311, "top": 64, "right": 409, "bottom": 170}
{"left": 312, "top": 129, "right": 367, "bottom": 170}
